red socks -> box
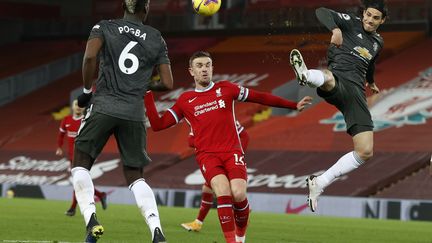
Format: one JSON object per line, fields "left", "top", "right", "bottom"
{"left": 233, "top": 198, "right": 250, "bottom": 237}
{"left": 94, "top": 189, "right": 104, "bottom": 199}
{"left": 217, "top": 196, "right": 236, "bottom": 243}
{"left": 197, "top": 192, "right": 213, "bottom": 222}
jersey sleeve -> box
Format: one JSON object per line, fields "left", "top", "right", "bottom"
{"left": 167, "top": 100, "right": 184, "bottom": 123}
{"left": 88, "top": 20, "right": 105, "bottom": 41}
{"left": 366, "top": 54, "right": 379, "bottom": 84}
{"left": 156, "top": 36, "right": 170, "bottom": 65}
{"left": 57, "top": 118, "right": 67, "bottom": 147}
{"left": 316, "top": 7, "right": 355, "bottom": 31}
{"left": 366, "top": 35, "right": 384, "bottom": 84}
{"left": 144, "top": 91, "right": 183, "bottom": 131}
{"left": 221, "top": 81, "right": 250, "bottom": 102}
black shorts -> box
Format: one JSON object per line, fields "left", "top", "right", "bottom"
{"left": 75, "top": 106, "right": 151, "bottom": 168}
{"left": 317, "top": 74, "right": 373, "bottom": 136}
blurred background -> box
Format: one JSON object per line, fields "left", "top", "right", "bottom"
{"left": 0, "top": 0, "right": 431, "bottom": 221}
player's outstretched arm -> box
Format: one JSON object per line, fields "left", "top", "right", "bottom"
{"left": 297, "top": 96, "right": 313, "bottom": 112}
{"left": 56, "top": 120, "right": 66, "bottom": 154}
{"left": 246, "top": 89, "right": 312, "bottom": 111}
{"left": 149, "top": 64, "right": 174, "bottom": 91}
{"left": 315, "top": 7, "right": 344, "bottom": 47}
{"left": 315, "top": 8, "right": 338, "bottom": 31}
{"left": 144, "top": 91, "right": 177, "bottom": 131}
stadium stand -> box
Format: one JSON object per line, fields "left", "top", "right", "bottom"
{"left": 0, "top": 40, "right": 84, "bottom": 80}
{"left": 0, "top": 1, "right": 61, "bottom": 20}
{"left": 1, "top": 32, "right": 430, "bottom": 193}
{"left": 1, "top": 1, "right": 431, "bottom": 226}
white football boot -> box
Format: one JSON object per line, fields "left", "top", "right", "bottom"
{"left": 306, "top": 175, "right": 323, "bottom": 212}
{"left": 289, "top": 49, "right": 309, "bottom": 86}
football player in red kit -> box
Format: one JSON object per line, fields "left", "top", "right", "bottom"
{"left": 56, "top": 100, "right": 107, "bottom": 216}
{"left": 145, "top": 51, "right": 312, "bottom": 243}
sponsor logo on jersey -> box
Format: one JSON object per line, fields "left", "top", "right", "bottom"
{"left": 320, "top": 67, "right": 432, "bottom": 132}
{"left": 193, "top": 99, "right": 226, "bottom": 116}
{"left": 353, "top": 46, "right": 372, "bottom": 60}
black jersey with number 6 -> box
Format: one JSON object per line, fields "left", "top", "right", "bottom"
{"left": 88, "top": 19, "right": 170, "bottom": 121}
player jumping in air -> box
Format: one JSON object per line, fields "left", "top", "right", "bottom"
{"left": 289, "top": 0, "right": 387, "bottom": 212}
{"left": 145, "top": 51, "right": 312, "bottom": 243}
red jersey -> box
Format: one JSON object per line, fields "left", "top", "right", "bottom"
{"left": 188, "top": 120, "right": 247, "bottom": 149}
{"left": 57, "top": 114, "right": 83, "bottom": 160}
{"left": 168, "top": 81, "right": 250, "bottom": 154}
{"left": 145, "top": 80, "right": 297, "bottom": 154}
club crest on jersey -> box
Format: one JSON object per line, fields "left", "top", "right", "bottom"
{"left": 320, "top": 67, "right": 432, "bottom": 132}
{"left": 373, "top": 42, "right": 378, "bottom": 52}
{"left": 216, "top": 88, "right": 222, "bottom": 97}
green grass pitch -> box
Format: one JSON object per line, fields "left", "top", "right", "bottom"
{"left": 0, "top": 198, "right": 430, "bottom": 242}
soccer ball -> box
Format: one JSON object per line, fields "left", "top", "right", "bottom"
{"left": 192, "top": 0, "right": 221, "bottom": 17}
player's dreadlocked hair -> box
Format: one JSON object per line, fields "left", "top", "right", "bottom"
{"left": 362, "top": 0, "right": 388, "bottom": 18}
{"left": 123, "top": 0, "right": 148, "bottom": 14}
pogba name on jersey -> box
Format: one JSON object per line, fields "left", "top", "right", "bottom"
{"left": 117, "top": 25, "right": 147, "bottom": 40}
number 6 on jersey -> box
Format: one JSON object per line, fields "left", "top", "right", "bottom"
{"left": 118, "top": 41, "right": 139, "bottom": 74}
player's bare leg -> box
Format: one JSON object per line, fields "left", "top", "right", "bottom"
{"left": 181, "top": 184, "right": 213, "bottom": 232}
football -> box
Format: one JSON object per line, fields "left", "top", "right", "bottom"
{"left": 192, "top": 0, "right": 221, "bottom": 17}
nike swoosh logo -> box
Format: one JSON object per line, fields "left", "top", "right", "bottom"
{"left": 188, "top": 97, "right": 197, "bottom": 103}
{"left": 285, "top": 200, "right": 309, "bottom": 214}
{"left": 221, "top": 220, "right": 231, "bottom": 224}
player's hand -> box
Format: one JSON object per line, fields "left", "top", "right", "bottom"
{"left": 366, "top": 82, "right": 380, "bottom": 94}
{"left": 55, "top": 148, "right": 63, "bottom": 156}
{"left": 297, "top": 96, "right": 313, "bottom": 112}
{"left": 77, "top": 92, "right": 92, "bottom": 108}
{"left": 331, "top": 28, "right": 343, "bottom": 47}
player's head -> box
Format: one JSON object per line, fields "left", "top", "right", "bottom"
{"left": 362, "top": 0, "right": 387, "bottom": 32}
{"left": 72, "top": 99, "right": 84, "bottom": 116}
{"left": 189, "top": 51, "right": 213, "bottom": 88}
{"left": 123, "top": 0, "right": 150, "bottom": 22}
